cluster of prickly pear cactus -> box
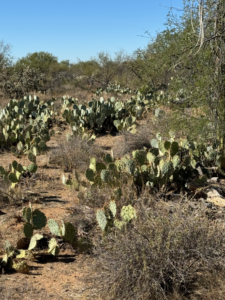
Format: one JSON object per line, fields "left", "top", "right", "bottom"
{"left": 0, "top": 240, "right": 30, "bottom": 273}
{"left": 0, "top": 95, "right": 55, "bottom": 156}
{"left": 86, "top": 132, "right": 225, "bottom": 191}
{"left": 62, "top": 94, "right": 143, "bottom": 134}
{"left": 0, "top": 157, "right": 38, "bottom": 189}
{"left": 94, "top": 84, "right": 132, "bottom": 96}
{"left": 47, "top": 219, "right": 77, "bottom": 245}
{"left": 85, "top": 154, "right": 119, "bottom": 186}
{"left": 96, "top": 201, "right": 136, "bottom": 233}
{"left": 23, "top": 204, "right": 47, "bottom": 239}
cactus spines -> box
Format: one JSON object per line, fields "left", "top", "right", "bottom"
{"left": 109, "top": 201, "right": 117, "bottom": 217}
{"left": 32, "top": 209, "right": 47, "bottom": 229}
{"left": 48, "top": 219, "right": 61, "bottom": 236}
{"left": 96, "top": 210, "right": 107, "bottom": 231}
{"left": 121, "top": 205, "right": 136, "bottom": 222}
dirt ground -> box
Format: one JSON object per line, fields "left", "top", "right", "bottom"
{"left": 0, "top": 122, "right": 100, "bottom": 300}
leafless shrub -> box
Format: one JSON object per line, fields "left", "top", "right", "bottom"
{"left": 113, "top": 123, "right": 153, "bottom": 158}
{"left": 49, "top": 134, "right": 104, "bottom": 173}
{"left": 91, "top": 197, "right": 225, "bottom": 300}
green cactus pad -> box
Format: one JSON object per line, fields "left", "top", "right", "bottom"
{"left": 28, "top": 152, "right": 36, "bottom": 163}
{"left": 114, "top": 220, "right": 126, "bottom": 230}
{"left": 170, "top": 142, "right": 179, "bottom": 157}
{"left": 23, "top": 207, "right": 32, "bottom": 223}
{"left": 89, "top": 157, "right": 96, "bottom": 172}
{"left": 132, "top": 150, "right": 146, "bottom": 164}
{"left": 103, "top": 154, "right": 113, "bottom": 164}
{"left": 12, "top": 160, "right": 18, "bottom": 170}
{"left": 63, "top": 222, "right": 76, "bottom": 244}
{"left": 96, "top": 210, "right": 107, "bottom": 231}
{"left": 28, "top": 234, "right": 43, "bottom": 250}
{"left": 147, "top": 152, "right": 155, "bottom": 164}
{"left": 48, "top": 238, "right": 60, "bottom": 256}
{"left": 17, "top": 164, "right": 24, "bottom": 173}
{"left": 27, "top": 163, "right": 38, "bottom": 173}
{"left": 109, "top": 201, "right": 117, "bottom": 217}
{"left": 126, "top": 160, "right": 135, "bottom": 175}
{"left": 161, "top": 161, "right": 173, "bottom": 176}
{"left": 48, "top": 219, "right": 61, "bottom": 236}
{"left": 172, "top": 155, "right": 180, "bottom": 168}
{"left": 96, "top": 163, "right": 107, "bottom": 172}
{"left": 164, "top": 141, "right": 171, "bottom": 150}
{"left": 86, "top": 168, "right": 95, "bottom": 182}
{"left": 101, "top": 169, "right": 110, "bottom": 182}
{"left": 8, "top": 173, "right": 19, "bottom": 183}
{"left": 32, "top": 209, "right": 47, "bottom": 229}
{"left": 23, "top": 222, "right": 33, "bottom": 239}
{"left": 151, "top": 139, "right": 158, "bottom": 148}
{"left": 121, "top": 205, "right": 136, "bottom": 222}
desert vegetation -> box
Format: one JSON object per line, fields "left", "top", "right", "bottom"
{"left": 1, "top": 1, "right": 225, "bottom": 299}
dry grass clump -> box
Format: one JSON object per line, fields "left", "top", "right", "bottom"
{"left": 78, "top": 177, "right": 137, "bottom": 209}
{"left": 113, "top": 123, "right": 153, "bottom": 158}
{"left": 49, "top": 134, "right": 104, "bottom": 172}
{"left": 92, "top": 197, "right": 225, "bottom": 300}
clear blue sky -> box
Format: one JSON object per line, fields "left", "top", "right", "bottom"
{"left": 1, "top": 0, "right": 184, "bottom": 63}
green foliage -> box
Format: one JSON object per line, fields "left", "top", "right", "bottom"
{"left": 15, "top": 51, "right": 58, "bottom": 73}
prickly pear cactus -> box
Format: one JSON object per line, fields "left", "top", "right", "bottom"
{"left": 48, "top": 219, "right": 61, "bottom": 236}
{"left": 12, "top": 261, "right": 30, "bottom": 274}
{"left": 121, "top": 205, "right": 136, "bottom": 223}
{"left": 86, "top": 168, "right": 95, "bottom": 182}
{"left": 109, "top": 200, "right": 117, "bottom": 218}
{"left": 48, "top": 238, "right": 60, "bottom": 256}
{"left": 32, "top": 209, "right": 47, "bottom": 229}
{"left": 23, "top": 222, "right": 33, "bottom": 239}
{"left": 63, "top": 222, "right": 76, "bottom": 244}
{"left": 100, "top": 169, "right": 110, "bottom": 182}
{"left": 28, "top": 234, "right": 43, "bottom": 250}
{"left": 96, "top": 210, "right": 107, "bottom": 232}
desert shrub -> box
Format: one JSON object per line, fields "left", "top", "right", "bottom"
{"left": 49, "top": 134, "right": 104, "bottom": 172}
{"left": 91, "top": 197, "right": 225, "bottom": 300}
{"left": 113, "top": 123, "right": 153, "bottom": 158}
{"left": 78, "top": 177, "right": 137, "bottom": 209}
